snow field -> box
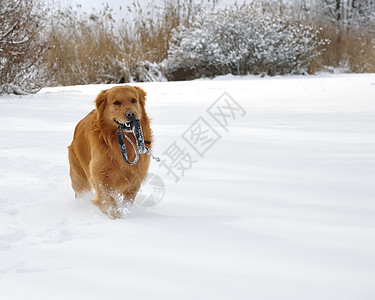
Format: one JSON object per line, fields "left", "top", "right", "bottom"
{"left": 0, "top": 74, "right": 375, "bottom": 299}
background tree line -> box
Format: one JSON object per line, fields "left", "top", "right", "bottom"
{"left": 1, "top": 0, "right": 374, "bottom": 94}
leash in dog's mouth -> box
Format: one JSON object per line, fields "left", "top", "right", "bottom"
{"left": 117, "top": 119, "right": 160, "bottom": 165}
{"left": 115, "top": 119, "right": 132, "bottom": 131}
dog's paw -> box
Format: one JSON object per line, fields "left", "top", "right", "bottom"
{"left": 106, "top": 207, "right": 123, "bottom": 220}
{"left": 93, "top": 199, "right": 122, "bottom": 219}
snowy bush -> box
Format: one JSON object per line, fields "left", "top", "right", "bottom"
{"left": 165, "top": 7, "right": 328, "bottom": 79}
{"left": 0, "top": 0, "right": 49, "bottom": 94}
{"left": 132, "top": 61, "right": 167, "bottom": 82}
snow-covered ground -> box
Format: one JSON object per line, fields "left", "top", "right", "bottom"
{"left": 1, "top": 74, "right": 375, "bottom": 299}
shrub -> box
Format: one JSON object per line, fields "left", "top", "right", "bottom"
{"left": 165, "top": 6, "right": 329, "bottom": 80}
{"left": 0, "top": 0, "right": 49, "bottom": 94}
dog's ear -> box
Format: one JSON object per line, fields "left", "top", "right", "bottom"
{"left": 133, "top": 86, "right": 147, "bottom": 104}
{"left": 95, "top": 89, "right": 108, "bottom": 111}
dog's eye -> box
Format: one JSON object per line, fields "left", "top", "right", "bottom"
{"left": 113, "top": 101, "right": 121, "bottom": 106}
{"left": 131, "top": 99, "right": 137, "bottom": 103}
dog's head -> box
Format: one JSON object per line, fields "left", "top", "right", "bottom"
{"left": 95, "top": 85, "right": 148, "bottom": 132}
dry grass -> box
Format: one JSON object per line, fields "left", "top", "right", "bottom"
{"left": 45, "top": 7, "right": 127, "bottom": 85}
{"left": 44, "top": 1, "right": 214, "bottom": 86}
{"left": 311, "top": 24, "right": 375, "bottom": 73}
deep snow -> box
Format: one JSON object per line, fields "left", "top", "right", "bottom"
{"left": 1, "top": 74, "right": 375, "bottom": 299}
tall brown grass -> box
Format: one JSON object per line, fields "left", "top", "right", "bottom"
{"left": 313, "top": 24, "right": 375, "bottom": 73}
{"left": 45, "top": 1, "right": 216, "bottom": 85}
{"left": 45, "top": 6, "right": 129, "bottom": 85}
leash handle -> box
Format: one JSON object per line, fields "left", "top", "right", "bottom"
{"left": 132, "top": 119, "right": 147, "bottom": 154}
{"left": 117, "top": 127, "right": 139, "bottom": 165}
{"left": 117, "top": 119, "right": 160, "bottom": 165}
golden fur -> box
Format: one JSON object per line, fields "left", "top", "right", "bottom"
{"left": 68, "top": 85, "right": 152, "bottom": 219}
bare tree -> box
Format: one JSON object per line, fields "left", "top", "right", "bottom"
{"left": 320, "top": 0, "right": 375, "bottom": 25}
{"left": 0, "top": 0, "right": 49, "bottom": 94}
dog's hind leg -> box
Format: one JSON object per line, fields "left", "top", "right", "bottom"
{"left": 68, "top": 148, "right": 91, "bottom": 198}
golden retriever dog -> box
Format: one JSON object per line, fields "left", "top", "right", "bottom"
{"left": 68, "top": 85, "right": 152, "bottom": 219}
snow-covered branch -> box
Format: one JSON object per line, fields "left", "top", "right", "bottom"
{"left": 0, "top": 0, "right": 49, "bottom": 94}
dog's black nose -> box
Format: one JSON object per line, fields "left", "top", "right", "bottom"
{"left": 125, "top": 110, "right": 136, "bottom": 121}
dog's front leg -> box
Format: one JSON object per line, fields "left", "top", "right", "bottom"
{"left": 124, "top": 177, "right": 143, "bottom": 203}
{"left": 92, "top": 185, "right": 122, "bottom": 219}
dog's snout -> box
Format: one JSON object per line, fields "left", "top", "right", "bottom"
{"left": 125, "top": 110, "right": 136, "bottom": 121}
